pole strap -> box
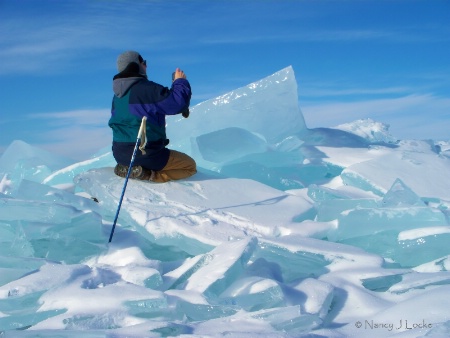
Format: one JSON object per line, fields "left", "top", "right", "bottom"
{"left": 138, "top": 117, "right": 147, "bottom": 155}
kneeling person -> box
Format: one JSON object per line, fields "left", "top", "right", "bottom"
{"left": 109, "top": 50, "right": 196, "bottom": 183}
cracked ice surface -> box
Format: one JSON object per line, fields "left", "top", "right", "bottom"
{"left": 0, "top": 67, "right": 450, "bottom": 337}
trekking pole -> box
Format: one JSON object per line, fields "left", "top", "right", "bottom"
{"left": 109, "top": 116, "right": 147, "bottom": 243}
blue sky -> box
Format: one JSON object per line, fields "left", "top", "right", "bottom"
{"left": 1, "top": 0, "right": 449, "bottom": 161}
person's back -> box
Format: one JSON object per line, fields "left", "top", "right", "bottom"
{"left": 109, "top": 50, "right": 196, "bottom": 183}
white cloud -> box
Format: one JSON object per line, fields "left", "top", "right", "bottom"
{"left": 299, "top": 86, "right": 413, "bottom": 97}
{"left": 30, "top": 109, "right": 110, "bottom": 127}
{"left": 34, "top": 125, "right": 111, "bottom": 161}
{"left": 301, "top": 94, "right": 450, "bottom": 141}
{"left": 28, "top": 109, "right": 112, "bottom": 161}
{"left": 0, "top": 2, "right": 168, "bottom": 75}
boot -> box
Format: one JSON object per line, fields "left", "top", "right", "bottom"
{"left": 114, "top": 164, "right": 153, "bottom": 180}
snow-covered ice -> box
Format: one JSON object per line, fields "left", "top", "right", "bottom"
{"left": 0, "top": 66, "right": 449, "bottom": 337}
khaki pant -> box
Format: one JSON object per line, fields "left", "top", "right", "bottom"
{"left": 152, "top": 150, "right": 197, "bottom": 183}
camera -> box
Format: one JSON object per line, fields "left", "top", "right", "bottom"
{"left": 172, "top": 72, "right": 190, "bottom": 118}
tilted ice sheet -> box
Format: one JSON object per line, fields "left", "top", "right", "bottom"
{"left": 220, "top": 276, "right": 285, "bottom": 312}
{"left": 42, "top": 150, "right": 116, "bottom": 187}
{"left": 341, "top": 143, "right": 450, "bottom": 199}
{"left": 163, "top": 67, "right": 309, "bottom": 179}
{"left": 0, "top": 140, "right": 72, "bottom": 176}
{"left": 329, "top": 206, "right": 447, "bottom": 241}
{"left": 183, "top": 237, "right": 257, "bottom": 296}
{"left": 381, "top": 178, "right": 425, "bottom": 207}
{"left": 169, "top": 66, "right": 306, "bottom": 148}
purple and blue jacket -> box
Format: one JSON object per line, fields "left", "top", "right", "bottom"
{"left": 109, "top": 62, "right": 191, "bottom": 170}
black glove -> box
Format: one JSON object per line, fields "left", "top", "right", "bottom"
{"left": 181, "top": 108, "right": 190, "bottom": 118}
{"left": 172, "top": 72, "right": 190, "bottom": 118}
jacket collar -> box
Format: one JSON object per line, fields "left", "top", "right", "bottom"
{"left": 112, "top": 62, "right": 147, "bottom": 98}
{"left": 113, "top": 62, "right": 146, "bottom": 80}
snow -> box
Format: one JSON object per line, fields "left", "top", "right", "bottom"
{"left": 0, "top": 66, "right": 449, "bottom": 337}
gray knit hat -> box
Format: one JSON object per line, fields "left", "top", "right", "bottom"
{"left": 116, "top": 50, "right": 146, "bottom": 74}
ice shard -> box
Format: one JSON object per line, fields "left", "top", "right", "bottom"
{"left": 182, "top": 238, "right": 257, "bottom": 297}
